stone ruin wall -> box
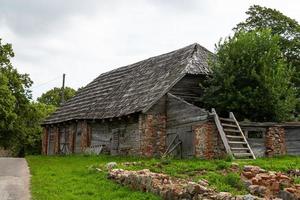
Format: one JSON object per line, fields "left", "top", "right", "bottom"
{"left": 265, "top": 126, "right": 287, "bottom": 157}
{"left": 193, "top": 120, "right": 226, "bottom": 159}
{"left": 140, "top": 114, "right": 167, "bottom": 157}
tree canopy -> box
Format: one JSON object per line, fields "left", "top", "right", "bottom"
{"left": 0, "top": 39, "right": 56, "bottom": 155}
{"left": 234, "top": 5, "right": 300, "bottom": 117}
{"left": 37, "top": 87, "right": 76, "bottom": 107}
{"left": 202, "top": 30, "right": 297, "bottom": 122}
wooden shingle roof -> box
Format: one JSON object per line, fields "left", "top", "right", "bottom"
{"left": 43, "top": 43, "right": 213, "bottom": 124}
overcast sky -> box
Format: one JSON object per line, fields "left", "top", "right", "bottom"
{"left": 1, "top": 0, "right": 299, "bottom": 99}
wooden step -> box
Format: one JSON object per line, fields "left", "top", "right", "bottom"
{"left": 219, "top": 118, "right": 235, "bottom": 122}
{"left": 231, "top": 147, "right": 249, "bottom": 151}
{"left": 226, "top": 135, "right": 243, "bottom": 139}
{"left": 228, "top": 141, "right": 247, "bottom": 144}
{"left": 224, "top": 129, "right": 240, "bottom": 133}
{"left": 233, "top": 152, "right": 253, "bottom": 157}
{"left": 221, "top": 123, "right": 238, "bottom": 128}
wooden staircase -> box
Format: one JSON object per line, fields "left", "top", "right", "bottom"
{"left": 211, "top": 109, "right": 256, "bottom": 159}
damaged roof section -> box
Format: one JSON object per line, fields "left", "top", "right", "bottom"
{"left": 43, "top": 43, "right": 213, "bottom": 125}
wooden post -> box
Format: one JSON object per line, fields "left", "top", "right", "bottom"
{"left": 42, "top": 127, "right": 48, "bottom": 155}
{"left": 80, "top": 121, "right": 89, "bottom": 151}
{"left": 54, "top": 126, "right": 60, "bottom": 154}
{"left": 68, "top": 124, "right": 75, "bottom": 153}
{"left": 61, "top": 73, "right": 66, "bottom": 105}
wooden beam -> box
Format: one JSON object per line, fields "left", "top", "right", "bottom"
{"left": 211, "top": 108, "right": 232, "bottom": 156}
{"left": 229, "top": 112, "right": 256, "bottom": 159}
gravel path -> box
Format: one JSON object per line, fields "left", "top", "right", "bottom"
{"left": 0, "top": 158, "right": 30, "bottom": 200}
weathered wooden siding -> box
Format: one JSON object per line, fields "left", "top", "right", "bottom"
{"left": 47, "top": 127, "right": 55, "bottom": 155}
{"left": 169, "top": 74, "right": 204, "bottom": 105}
{"left": 166, "top": 93, "right": 209, "bottom": 158}
{"left": 285, "top": 127, "right": 300, "bottom": 155}
{"left": 247, "top": 138, "right": 265, "bottom": 157}
{"left": 90, "top": 115, "right": 140, "bottom": 155}
{"left": 242, "top": 128, "right": 266, "bottom": 158}
{"left": 75, "top": 124, "right": 82, "bottom": 153}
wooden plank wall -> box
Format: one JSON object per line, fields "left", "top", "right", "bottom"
{"left": 285, "top": 127, "right": 300, "bottom": 155}
{"left": 169, "top": 74, "right": 204, "bottom": 106}
{"left": 47, "top": 127, "right": 55, "bottom": 155}
{"left": 166, "top": 93, "right": 209, "bottom": 158}
{"left": 90, "top": 115, "right": 140, "bottom": 155}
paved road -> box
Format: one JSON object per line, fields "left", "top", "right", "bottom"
{"left": 0, "top": 158, "right": 30, "bottom": 200}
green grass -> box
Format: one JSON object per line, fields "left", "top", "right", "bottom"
{"left": 237, "top": 156, "right": 300, "bottom": 171}
{"left": 26, "top": 155, "right": 160, "bottom": 200}
{"left": 26, "top": 155, "right": 300, "bottom": 200}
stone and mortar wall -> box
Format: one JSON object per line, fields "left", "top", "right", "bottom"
{"left": 265, "top": 126, "right": 286, "bottom": 157}
{"left": 140, "top": 114, "right": 167, "bottom": 157}
{"left": 193, "top": 120, "right": 226, "bottom": 159}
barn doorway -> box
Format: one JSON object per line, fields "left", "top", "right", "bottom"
{"left": 60, "top": 127, "right": 69, "bottom": 154}
{"left": 111, "top": 129, "right": 119, "bottom": 155}
{"left": 47, "top": 128, "right": 55, "bottom": 155}
{"left": 75, "top": 125, "right": 82, "bottom": 153}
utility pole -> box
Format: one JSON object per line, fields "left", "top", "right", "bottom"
{"left": 61, "top": 73, "right": 66, "bottom": 105}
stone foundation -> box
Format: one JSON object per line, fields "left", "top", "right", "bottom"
{"left": 193, "top": 121, "right": 226, "bottom": 159}
{"left": 140, "top": 114, "right": 167, "bottom": 157}
{"left": 265, "top": 127, "right": 286, "bottom": 157}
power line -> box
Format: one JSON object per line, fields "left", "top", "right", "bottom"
{"left": 30, "top": 75, "right": 61, "bottom": 89}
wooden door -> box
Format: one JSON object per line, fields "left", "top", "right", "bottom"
{"left": 48, "top": 129, "right": 55, "bottom": 155}
{"left": 75, "top": 125, "right": 82, "bottom": 153}
{"left": 110, "top": 129, "right": 119, "bottom": 155}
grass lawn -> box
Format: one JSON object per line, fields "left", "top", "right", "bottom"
{"left": 26, "top": 155, "right": 300, "bottom": 200}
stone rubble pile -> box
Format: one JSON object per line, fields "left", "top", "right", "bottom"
{"left": 242, "top": 165, "right": 300, "bottom": 200}
{"left": 108, "top": 169, "right": 260, "bottom": 200}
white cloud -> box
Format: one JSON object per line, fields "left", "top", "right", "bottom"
{"left": 0, "top": 0, "right": 299, "bottom": 99}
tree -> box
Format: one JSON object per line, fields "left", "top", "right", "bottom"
{"left": 22, "top": 102, "right": 56, "bottom": 154}
{"left": 37, "top": 87, "right": 76, "bottom": 106}
{"left": 202, "top": 30, "right": 297, "bottom": 122}
{"left": 0, "top": 39, "right": 32, "bottom": 152}
{"left": 234, "top": 5, "right": 300, "bottom": 118}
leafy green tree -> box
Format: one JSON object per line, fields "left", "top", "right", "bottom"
{"left": 234, "top": 5, "right": 300, "bottom": 118}
{"left": 0, "top": 39, "right": 33, "bottom": 151}
{"left": 22, "top": 102, "right": 56, "bottom": 154}
{"left": 202, "top": 30, "right": 297, "bottom": 122}
{"left": 0, "top": 38, "right": 58, "bottom": 155}
{"left": 37, "top": 87, "right": 76, "bottom": 106}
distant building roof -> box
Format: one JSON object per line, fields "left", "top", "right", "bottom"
{"left": 43, "top": 43, "right": 213, "bottom": 125}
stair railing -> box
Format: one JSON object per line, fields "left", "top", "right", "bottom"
{"left": 211, "top": 108, "right": 232, "bottom": 156}
{"left": 229, "top": 112, "right": 256, "bottom": 159}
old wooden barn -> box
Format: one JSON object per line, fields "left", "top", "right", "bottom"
{"left": 42, "top": 43, "right": 300, "bottom": 159}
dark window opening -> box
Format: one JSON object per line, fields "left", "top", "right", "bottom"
{"left": 248, "top": 131, "right": 263, "bottom": 139}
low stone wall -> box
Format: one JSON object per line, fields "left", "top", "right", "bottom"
{"left": 193, "top": 121, "right": 226, "bottom": 159}
{"left": 108, "top": 169, "right": 255, "bottom": 200}
{"left": 265, "top": 127, "right": 286, "bottom": 157}
{"left": 242, "top": 165, "right": 300, "bottom": 199}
